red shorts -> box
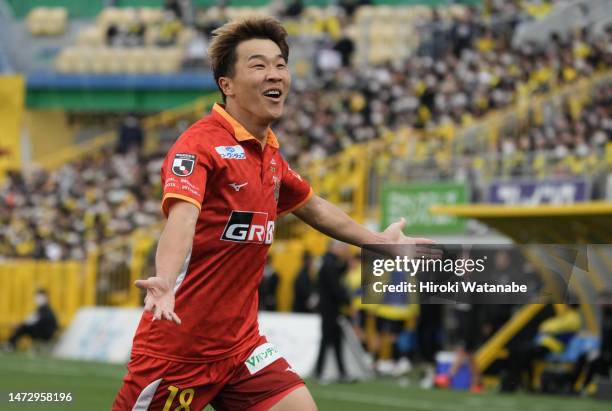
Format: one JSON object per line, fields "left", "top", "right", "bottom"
{"left": 112, "top": 336, "right": 304, "bottom": 411}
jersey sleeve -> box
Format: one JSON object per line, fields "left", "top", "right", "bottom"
{"left": 161, "top": 137, "right": 211, "bottom": 217}
{"left": 277, "top": 156, "right": 313, "bottom": 217}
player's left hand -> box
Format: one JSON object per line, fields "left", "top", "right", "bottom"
{"left": 381, "top": 218, "right": 435, "bottom": 245}
{"left": 380, "top": 218, "right": 441, "bottom": 259}
{"left": 135, "top": 277, "right": 182, "bottom": 325}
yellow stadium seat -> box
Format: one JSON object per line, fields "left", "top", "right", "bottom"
{"left": 54, "top": 49, "right": 75, "bottom": 73}
{"left": 119, "top": 7, "right": 138, "bottom": 27}
{"left": 177, "top": 28, "right": 196, "bottom": 47}
{"left": 137, "top": 47, "right": 160, "bottom": 73}
{"left": 376, "top": 6, "right": 394, "bottom": 18}
{"left": 145, "top": 25, "right": 159, "bottom": 46}
{"left": 227, "top": 7, "right": 266, "bottom": 21}
{"left": 72, "top": 47, "right": 94, "bottom": 73}
{"left": 125, "top": 47, "right": 147, "bottom": 74}
{"left": 304, "top": 6, "right": 323, "bottom": 20}
{"left": 108, "top": 48, "right": 127, "bottom": 73}
{"left": 139, "top": 7, "right": 163, "bottom": 25}
{"left": 355, "top": 5, "right": 376, "bottom": 22}
{"left": 26, "top": 8, "right": 48, "bottom": 36}
{"left": 76, "top": 26, "right": 105, "bottom": 46}
{"left": 158, "top": 48, "right": 183, "bottom": 73}
{"left": 449, "top": 5, "right": 468, "bottom": 18}
{"left": 91, "top": 47, "right": 113, "bottom": 74}
{"left": 98, "top": 7, "right": 122, "bottom": 29}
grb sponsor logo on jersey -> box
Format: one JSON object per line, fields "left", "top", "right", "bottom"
{"left": 245, "top": 342, "right": 282, "bottom": 374}
{"left": 215, "top": 145, "right": 246, "bottom": 160}
{"left": 221, "top": 211, "right": 274, "bottom": 244}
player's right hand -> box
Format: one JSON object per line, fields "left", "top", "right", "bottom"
{"left": 135, "top": 277, "right": 182, "bottom": 325}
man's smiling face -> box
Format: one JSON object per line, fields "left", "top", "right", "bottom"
{"left": 222, "top": 38, "right": 291, "bottom": 125}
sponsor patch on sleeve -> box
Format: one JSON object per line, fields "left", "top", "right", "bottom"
{"left": 171, "top": 153, "right": 197, "bottom": 177}
{"left": 244, "top": 342, "right": 282, "bottom": 374}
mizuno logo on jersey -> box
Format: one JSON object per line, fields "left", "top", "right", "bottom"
{"left": 221, "top": 211, "right": 274, "bottom": 244}
{"left": 215, "top": 145, "right": 246, "bottom": 160}
{"left": 171, "top": 153, "right": 196, "bottom": 177}
{"left": 229, "top": 182, "right": 248, "bottom": 192}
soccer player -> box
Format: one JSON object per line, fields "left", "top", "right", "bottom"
{"left": 113, "top": 17, "right": 433, "bottom": 411}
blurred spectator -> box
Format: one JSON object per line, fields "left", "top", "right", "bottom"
{"left": 314, "top": 39, "right": 342, "bottom": 76}
{"left": 314, "top": 241, "right": 351, "bottom": 382}
{"left": 157, "top": 10, "right": 182, "bottom": 47}
{"left": 333, "top": 27, "right": 355, "bottom": 68}
{"left": 106, "top": 23, "right": 120, "bottom": 46}
{"left": 501, "top": 303, "right": 582, "bottom": 392}
{"left": 282, "top": 0, "right": 304, "bottom": 18}
{"left": 481, "top": 251, "right": 516, "bottom": 339}
{"left": 292, "top": 250, "right": 316, "bottom": 313}
{"left": 572, "top": 291, "right": 612, "bottom": 394}
{"left": 417, "top": 304, "right": 443, "bottom": 388}
{"left": 125, "top": 15, "right": 146, "bottom": 47}
{"left": 258, "top": 255, "right": 280, "bottom": 311}
{"left": 183, "top": 29, "right": 209, "bottom": 70}
{"left": 164, "top": 0, "right": 183, "bottom": 20}
{"left": 436, "top": 303, "right": 483, "bottom": 392}
{"left": 346, "top": 252, "right": 371, "bottom": 351}
{"left": 373, "top": 273, "right": 417, "bottom": 378}
{"left": 117, "top": 115, "right": 144, "bottom": 154}
{"left": 5, "top": 289, "right": 57, "bottom": 351}
{"left": 338, "top": 0, "right": 372, "bottom": 18}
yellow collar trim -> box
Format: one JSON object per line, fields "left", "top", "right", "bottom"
{"left": 213, "top": 103, "right": 279, "bottom": 149}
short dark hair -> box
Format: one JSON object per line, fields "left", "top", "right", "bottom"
{"left": 208, "top": 17, "right": 289, "bottom": 100}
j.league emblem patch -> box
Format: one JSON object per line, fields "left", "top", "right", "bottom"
{"left": 172, "top": 153, "right": 196, "bottom": 177}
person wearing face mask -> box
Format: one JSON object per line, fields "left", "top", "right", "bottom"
{"left": 6, "top": 289, "right": 58, "bottom": 351}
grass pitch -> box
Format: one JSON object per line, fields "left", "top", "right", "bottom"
{"left": 0, "top": 353, "right": 610, "bottom": 411}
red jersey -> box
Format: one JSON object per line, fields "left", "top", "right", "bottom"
{"left": 131, "top": 103, "right": 312, "bottom": 363}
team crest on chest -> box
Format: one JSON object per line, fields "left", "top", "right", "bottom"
{"left": 172, "top": 153, "right": 196, "bottom": 177}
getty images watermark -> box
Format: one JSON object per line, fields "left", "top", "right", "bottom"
{"left": 360, "top": 244, "right": 595, "bottom": 304}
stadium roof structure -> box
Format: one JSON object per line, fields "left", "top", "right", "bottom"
{"left": 430, "top": 202, "right": 612, "bottom": 244}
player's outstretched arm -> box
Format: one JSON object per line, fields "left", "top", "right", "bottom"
{"left": 135, "top": 200, "right": 199, "bottom": 324}
{"left": 292, "top": 194, "right": 435, "bottom": 247}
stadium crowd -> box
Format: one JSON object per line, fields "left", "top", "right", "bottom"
{"left": 495, "top": 82, "right": 611, "bottom": 177}
{"left": 277, "top": 18, "right": 612, "bottom": 166}
{"left": 0, "top": 146, "right": 164, "bottom": 261}
{"left": 2, "top": 1, "right": 611, "bottom": 261}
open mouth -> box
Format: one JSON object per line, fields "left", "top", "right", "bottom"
{"left": 262, "top": 88, "right": 282, "bottom": 101}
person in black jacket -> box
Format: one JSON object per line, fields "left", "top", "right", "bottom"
{"left": 258, "top": 255, "right": 280, "bottom": 311}
{"left": 314, "top": 241, "right": 351, "bottom": 381}
{"left": 572, "top": 291, "right": 612, "bottom": 393}
{"left": 292, "top": 251, "right": 315, "bottom": 313}
{"left": 7, "top": 289, "right": 57, "bottom": 351}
